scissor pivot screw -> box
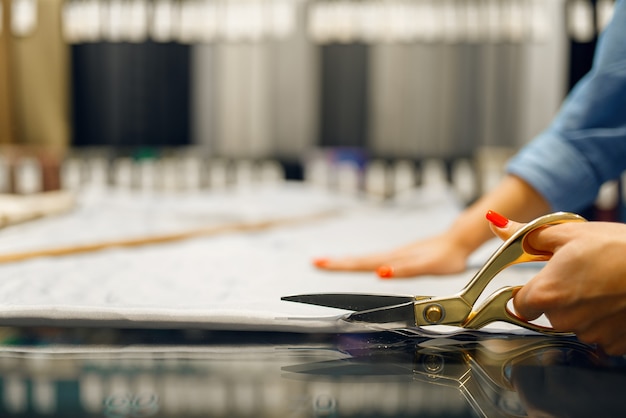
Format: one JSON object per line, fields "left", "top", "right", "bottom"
{"left": 424, "top": 304, "right": 444, "bottom": 324}
{"left": 421, "top": 354, "right": 444, "bottom": 374}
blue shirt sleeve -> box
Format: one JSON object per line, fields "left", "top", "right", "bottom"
{"left": 507, "top": 0, "right": 626, "bottom": 212}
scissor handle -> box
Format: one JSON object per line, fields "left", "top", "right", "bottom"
{"left": 462, "top": 286, "right": 573, "bottom": 335}
{"left": 459, "top": 212, "right": 587, "bottom": 307}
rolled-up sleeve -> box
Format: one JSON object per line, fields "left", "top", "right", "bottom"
{"left": 506, "top": 0, "right": 626, "bottom": 212}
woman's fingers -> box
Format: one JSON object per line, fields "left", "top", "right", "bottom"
{"left": 312, "top": 251, "right": 466, "bottom": 278}
{"left": 312, "top": 252, "right": 393, "bottom": 272}
{"left": 485, "top": 210, "right": 526, "bottom": 241}
{"left": 374, "top": 252, "right": 467, "bottom": 278}
{"left": 312, "top": 235, "right": 471, "bottom": 279}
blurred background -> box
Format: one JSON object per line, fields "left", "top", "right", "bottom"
{"left": 0, "top": 0, "right": 615, "bottom": 206}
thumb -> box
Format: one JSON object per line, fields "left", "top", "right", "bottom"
{"left": 485, "top": 210, "right": 526, "bottom": 241}
{"left": 513, "top": 279, "right": 544, "bottom": 321}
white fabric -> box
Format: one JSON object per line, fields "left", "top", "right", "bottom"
{"left": 0, "top": 183, "right": 537, "bottom": 333}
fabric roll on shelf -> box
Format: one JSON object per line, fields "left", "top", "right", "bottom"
{"left": 434, "top": 43, "right": 467, "bottom": 158}
{"left": 419, "top": 43, "right": 454, "bottom": 157}
{"left": 368, "top": 40, "right": 476, "bottom": 159}
{"left": 192, "top": 0, "right": 315, "bottom": 163}
{"left": 367, "top": 43, "right": 405, "bottom": 158}
{"left": 319, "top": 43, "right": 369, "bottom": 149}
{"left": 11, "top": 0, "right": 70, "bottom": 151}
{"left": 0, "top": 0, "right": 70, "bottom": 192}
{"left": 211, "top": 41, "right": 273, "bottom": 159}
{"left": 0, "top": 0, "right": 15, "bottom": 146}
{"left": 448, "top": 42, "right": 482, "bottom": 156}
{"left": 479, "top": 42, "right": 515, "bottom": 148}
{"left": 515, "top": 0, "right": 569, "bottom": 149}
{"left": 566, "top": 0, "right": 597, "bottom": 89}
{"left": 72, "top": 41, "right": 191, "bottom": 149}
{"left": 268, "top": 0, "right": 318, "bottom": 161}
{"left": 190, "top": 43, "right": 217, "bottom": 152}
{"left": 368, "top": 43, "right": 435, "bottom": 158}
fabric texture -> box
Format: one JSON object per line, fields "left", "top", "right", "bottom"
{"left": 0, "top": 185, "right": 498, "bottom": 333}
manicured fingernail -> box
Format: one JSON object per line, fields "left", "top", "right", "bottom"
{"left": 377, "top": 265, "right": 394, "bottom": 279}
{"left": 486, "top": 210, "right": 509, "bottom": 228}
{"left": 313, "top": 258, "right": 329, "bottom": 268}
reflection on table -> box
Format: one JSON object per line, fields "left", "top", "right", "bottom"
{"left": 0, "top": 327, "right": 624, "bottom": 417}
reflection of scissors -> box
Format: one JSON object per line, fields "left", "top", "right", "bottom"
{"left": 283, "top": 334, "right": 600, "bottom": 418}
{"left": 283, "top": 212, "right": 586, "bottom": 334}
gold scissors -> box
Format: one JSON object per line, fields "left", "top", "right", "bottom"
{"left": 283, "top": 212, "right": 587, "bottom": 334}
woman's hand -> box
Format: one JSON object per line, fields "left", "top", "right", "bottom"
{"left": 312, "top": 232, "right": 473, "bottom": 278}
{"left": 489, "top": 213, "right": 626, "bottom": 356}
{"left": 313, "top": 175, "right": 552, "bottom": 279}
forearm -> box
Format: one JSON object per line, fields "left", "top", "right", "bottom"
{"left": 446, "top": 175, "right": 551, "bottom": 253}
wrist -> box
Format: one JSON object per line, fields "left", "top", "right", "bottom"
{"left": 444, "top": 211, "right": 495, "bottom": 255}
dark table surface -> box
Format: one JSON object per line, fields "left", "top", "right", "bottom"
{"left": 0, "top": 327, "right": 624, "bottom": 418}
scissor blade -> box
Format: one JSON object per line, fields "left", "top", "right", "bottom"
{"left": 281, "top": 293, "right": 415, "bottom": 311}
{"left": 282, "top": 359, "right": 414, "bottom": 377}
{"left": 346, "top": 302, "right": 417, "bottom": 325}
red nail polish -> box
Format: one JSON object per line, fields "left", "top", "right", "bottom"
{"left": 377, "top": 265, "right": 394, "bottom": 279}
{"left": 486, "top": 210, "right": 509, "bottom": 228}
{"left": 313, "top": 258, "right": 329, "bottom": 268}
